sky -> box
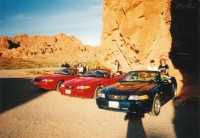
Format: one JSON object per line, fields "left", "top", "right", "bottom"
{"left": 0, "top": 0, "right": 103, "bottom": 46}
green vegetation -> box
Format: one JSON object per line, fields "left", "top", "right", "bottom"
{"left": 0, "top": 57, "right": 105, "bottom": 70}
{"left": 0, "top": 58, "right": 60, "bottom": 70}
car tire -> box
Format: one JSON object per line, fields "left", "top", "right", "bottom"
{"left": 98, "top": 105, "right": 103, "bottom": 109}
{"left": 56, "top": 81, "right": 64, "bottom": 91}
{"left": 94, "top": 86, "right": 103, "bottom": 99}
{"left": 149, "top": 94, "right": 161, "bottom": 116}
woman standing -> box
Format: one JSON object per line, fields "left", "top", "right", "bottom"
{"left": 158, "top": 58, "right": 169, "bottom": 76}
{"left": 114, "top": 60, "right": 122, "bottom": 75}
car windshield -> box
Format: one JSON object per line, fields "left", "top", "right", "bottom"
{"left": 119, "top": 71, "right": 160, "bottom": 83}
{"left": 54, "top": 69, "right": 72, "bottom": 75}
{"left": 83, "top": 69, "right": 108, "bottom": 78}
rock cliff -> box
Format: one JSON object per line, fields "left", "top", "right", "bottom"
{"left": 0, "top": 33, "right": 100, "bottom": 66}
{"left": 101, "top": 0, "right": 199, "bottom": 98}
{"left": 101, "top": 0, "right": 172, "bottom": 72}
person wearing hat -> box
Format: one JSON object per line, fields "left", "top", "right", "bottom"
{"left": 147, "top": 59, "right": 158, "bottom": 71}
{"left": 133, "top": 59, "right": 143, "bottom": 71}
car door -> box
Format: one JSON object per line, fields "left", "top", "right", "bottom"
{"left": 160, "top": 79, "right": 172, "bottom": 101}
{"left": 102, "top": 74, "right": 123, "bottom": 87}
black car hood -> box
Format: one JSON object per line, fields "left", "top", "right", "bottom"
{"left": 103, "top": 82, "right": 158, "bottom": 95}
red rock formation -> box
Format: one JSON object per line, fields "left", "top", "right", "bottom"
{"left": 101, "top": 0, "right": 173, "bottom": 71}
{"left": 101, "top": 0, "right": 183, "bottom": 94}
{"left": 0, "top": 33, "right": 100, "bottom": 65}
{"left": 0, "top": 36, "right": 11, "bottom": 51}
{"left": 101, "top": 0, "right": 199, "bottom": 99}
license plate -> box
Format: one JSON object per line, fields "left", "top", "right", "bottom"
{"left": 65, "top": 90, "right": 71, "bottom": 94}
{"left": 34, "top": 82, "right": 38, "bottom": 85}
{"left": 109, "top": 101, "right": 119, "bottom": 108}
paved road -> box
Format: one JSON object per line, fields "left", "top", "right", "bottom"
{"left": 0, "top": 74, "right": 199, "bottom": 138}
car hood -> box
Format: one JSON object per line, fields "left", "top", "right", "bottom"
{"left": 102, "top": 82, "right": 158, "bottom": 95}
{"left": 35, "top": 74, "right": 68, "bottom": 80}
{"left": 63, "top": 77, "right": 102, "bottom": 86}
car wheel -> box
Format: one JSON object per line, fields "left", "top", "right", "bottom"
{"left": 94, "top": 86, "right": 103, "bottom": 99}
{"left": 56, "top": 81, "right": 64, "bottom": 91}
{"left": 98, "top": 105, "right": 103, "bottom": 109}
{"left": 149, "top": 94, "right": 161, "bottom": 116}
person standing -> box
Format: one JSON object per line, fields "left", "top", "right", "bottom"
{"left": 77, "top": 63, "right": 84, "bottom": 74}
{"left": 147, "top": 59, "right": 158, "bottom": 71}
{"left": 114, "top": 60, "right": 122, "bottom": 75}
{"left": 158, "top": 58, "right": 169, "bottom": 76}
{"left": 83, "top": 61, "right": 88, "bottom": 74}
{"left": 61, "top": 61, "right": 70, "bottom": 68}
{"left": 133, "top": 59, "right": 143, "bottom": 71}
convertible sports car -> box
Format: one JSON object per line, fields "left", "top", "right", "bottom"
{"left": 31, "top": 68, "right": 79, "bottom": 91}
{"left": 96, "top": 70, "right": 177, "bottom": 116}
{"left": 59, "top": 69, "right": 124, "bottom": 98}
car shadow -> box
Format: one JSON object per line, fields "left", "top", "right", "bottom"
{"left": 0, "top": 78, "right": 46, "bottom": 113}
{"left": 125, "top": 113, "right": 147, "bottom": 138}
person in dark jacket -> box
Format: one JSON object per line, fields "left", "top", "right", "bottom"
{"left": 61, "top": 61, "right": 70, "bottom": 68}
{"left": 158, "top": 58, "right": 169, "bottom": 76}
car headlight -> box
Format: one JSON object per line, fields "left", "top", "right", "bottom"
{"left": 41, "top": 79, "right": 54, "bottom": 82}
{"left": 76, "top": 86, "right": 91, "bottom": 89}
{"left": 128, "top": 95, "right": 149, "bottom": 100}
{"left": 60, "top": 84, "right": 65, "bottom": 88}
{"left": 98, "top": 93, "right": 105, "bottom": 98}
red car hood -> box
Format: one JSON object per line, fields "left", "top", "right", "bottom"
{"left": 63, "top": 77, "right": 103, "bottom": 86}
{"left": 35, "top": 74, "right": 69, "bottom": 79}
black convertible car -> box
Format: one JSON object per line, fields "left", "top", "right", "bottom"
{"left": 96, "top": 70, "right": 177, "bottom": 116}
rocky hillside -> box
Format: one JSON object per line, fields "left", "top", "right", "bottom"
{"left": 100, "top": 0, "right": 199, "bottom": 99}
{"left": 101, "top": 0, "right": 172, "bottom": 72}
{"left": 0, "top": 33, "right": 101, "bottom": 68}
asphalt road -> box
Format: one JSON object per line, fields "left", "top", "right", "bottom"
{"left": 0, "top": 76, "right": 199, "bottom": 138}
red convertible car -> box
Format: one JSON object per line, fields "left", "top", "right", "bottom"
{"left": 59, "top": 69, "right": 124, "bottom": 98}
{"left": 31, "top": 68, "right": 80, "bottom": 91}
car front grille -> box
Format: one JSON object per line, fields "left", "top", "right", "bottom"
{"left": 65, "top": 86, "right": 74, "bottom": 89}
{"left": 107, "top": 95, "right": 127, "bottom": 101}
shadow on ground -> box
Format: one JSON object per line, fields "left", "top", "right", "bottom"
{"left": 125, "top": 113, "right": 147, "bottom": 138}
{"left": 0, "top": 78, "right": 46, "bottom": 113}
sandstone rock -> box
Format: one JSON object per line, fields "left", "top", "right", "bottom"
{"left": 101, "top": 0, "right": 173, "bottom": 72}
{"left": 1, "top": 34, "right": 101, "bottom": 66}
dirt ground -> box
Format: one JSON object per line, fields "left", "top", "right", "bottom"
{"left": 0, "top": 69, "right": 199, "bottom": 138}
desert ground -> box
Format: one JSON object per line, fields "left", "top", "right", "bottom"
{"left": 0, "top": 69, "right": 199, "bottom": 138}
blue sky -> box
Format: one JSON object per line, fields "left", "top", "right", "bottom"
{"left": 0, "top": 0, "right": 103, "bottom": 46}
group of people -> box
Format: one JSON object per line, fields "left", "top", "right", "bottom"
{"left": 113, "top": 58, "right": 169, "bottom": 76}
{"left": 76, "top": 62, "right": 88, "bottom": 74}
{"left": 61, "top": 58, "right": 170, "bottom": 78}
{"left": 61, "top": 61, "right": 88, "bottom": 75}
